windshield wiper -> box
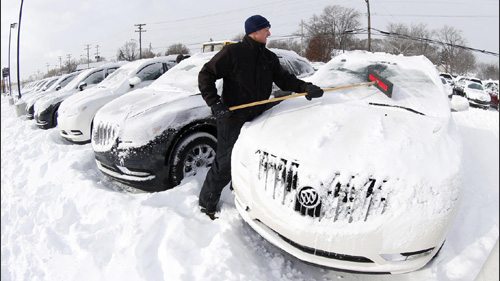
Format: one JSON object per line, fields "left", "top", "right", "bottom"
{"left": 368, "top": 102, "right": 425, "bottom": 116}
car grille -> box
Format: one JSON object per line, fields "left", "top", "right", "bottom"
{"left": 92, "top": 121, "right": 119, "bottom": 150}
{"left": 256, "top": 150, "right": 387, "bottom": 223}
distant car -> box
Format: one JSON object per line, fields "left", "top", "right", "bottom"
{"left": 91, "top": 49, "right": 315, "bottom": 192}
{"left": 462, "top": 81, "right": 491, "bottom": 110}
{"left": 439, "top": 72, "right": 454, "bottom": 86}
{"left": 201, "top": 40, "right": 237, "bottom": 53}
{"left": 453, "top": 76, "right": 482, "bottom": 96}
{"left": 34, "top": 62, "right": 125, "bottom": 129}
{"left": 14, "top": 76, "right": 59, "bottom": 105}
{"left": 57, "top": 56, "right": 178, "bottom": 143}
{"left": 483, "top": 80, "right": 499, "bottom": 110}
{"left": 25, "top": 72, "right": 81, "bottom": 119}
{"left": 231, "top": 51, "right": 463, "bottom": 274}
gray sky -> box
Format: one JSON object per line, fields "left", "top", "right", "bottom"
{"left": 1, "top": 0, "right": 498, "bottom": 82}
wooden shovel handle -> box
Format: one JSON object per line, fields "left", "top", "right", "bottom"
{"left": 229, "top": 81, "right": 377, "bottom": 111}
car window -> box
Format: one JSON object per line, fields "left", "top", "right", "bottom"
{"left": 136, "top": 62, "right": 166, "bottom": 81}
{"left": 84, "top": 69, "right": 105, "bottom": 85}
{"left": 59, "top": 74, "right": 78, "bottom": 88}
{"left": 289, "top": 58, "right": 314, "bottom": 76}
{"left": 105, "top": 67, "right": 120, "bottom": 78}
{"left": 278, "top": 57, "right": 295, "bottom": 75}
{"left": 44, "top": 78, "right": 58, "bottom": 89}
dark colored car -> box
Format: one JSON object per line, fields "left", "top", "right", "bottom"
{"left": 91, "top": 49, "right": 315, "bottom": 192}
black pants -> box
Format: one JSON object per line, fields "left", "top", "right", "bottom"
{"left": 199, "top": 118, "right": 247, "bottom": 212}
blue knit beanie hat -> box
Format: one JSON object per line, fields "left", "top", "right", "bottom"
{"left": 245, "top": 15, "right": 271, "bottom": 35}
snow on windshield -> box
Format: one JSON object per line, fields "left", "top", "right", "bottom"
{"left": 148, "top": 52, "right": 216, "bottom": 93}
{"left": 304, "top": 51, "right": 451, "bottom": 118}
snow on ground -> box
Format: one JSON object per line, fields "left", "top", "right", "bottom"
{"left": 1, "top": 95, "right": 498, "bottom": 281}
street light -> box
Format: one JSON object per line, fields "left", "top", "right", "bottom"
{"left": 8, "top": 23, "right": 17, "bottom": 98}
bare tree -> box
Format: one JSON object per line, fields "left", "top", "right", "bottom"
{"left": 117, "top": 41, "right": 139, "bottom": 61}
{"left": 165, "top": 43, "right": 190, "bottom": 55}
{"left": 304, "top": 5, "right": 361, "bottom": 61}
{"left": 436, "top": 25, "right": 469, "bottom": 75}
{"left": 141, "top": 43, "right": 156, "bottom": 59}
{"left": 453, "top": 48, "right": 477, "bottom": 75}
{"left": 476, "top": 62, "right": 499, "bottom": 80}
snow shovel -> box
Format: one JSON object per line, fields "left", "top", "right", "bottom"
{"left": 229, "top": 68, "right": 393, "bottom": 111}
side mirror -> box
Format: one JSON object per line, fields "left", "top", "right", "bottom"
{"left": 129, "top": 77, "right": 141, "bottom": 88}
{"left": 78, "top": 81, "right": 88, "bottom": 91}
{"left": 56, "top": 85, "right": 61, "bottom": 91}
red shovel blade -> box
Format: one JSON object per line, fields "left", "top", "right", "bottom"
{"left": 367, "top": 69, "right": 393, "bottom": 98}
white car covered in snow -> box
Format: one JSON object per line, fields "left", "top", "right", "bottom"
{"left": 57, "top": 56, "right": 178, "bottom": 143}
{"left": 34, "top": 62, "right": 126, "bottom": 129}
{"left": 231, "top": 51, "right": 464, "bottom": 274}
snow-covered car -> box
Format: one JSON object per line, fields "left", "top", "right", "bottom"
{"left": 57, "top": 56, "right": 178, "bottom": 143}
{"left": 25, "top": 72, "right": 81, "bottom": 119}
{"left": 441, "top": 77, "right": 453, "bottom": 98}
{"left": 34, "top": 62, "right": 125, "bottom": 129}
{"left": 91, "top": 49, "right": 315, "bottom": 192}
{"left": 231, "top": 51, "right": 464, "bottom": 274}
{"left": 462, "top": 81, "right": 491, "bottom": 110}
{"left": 483, "top": 80, "right": 499, "bottom": 110}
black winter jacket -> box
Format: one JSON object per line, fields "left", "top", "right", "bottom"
{"left": 199, "top": 35, "right": 309, "bottom": 121}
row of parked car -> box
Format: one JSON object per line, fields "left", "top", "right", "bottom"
{"left": 439, "top": 72, "right": 498, "bottom": 110}
{"left": 12, "top": 47, "right": 464, "bottom": 274}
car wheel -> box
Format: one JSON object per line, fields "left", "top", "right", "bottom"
{"left": 170, "top": 132, "right": 217, "bottom": 187}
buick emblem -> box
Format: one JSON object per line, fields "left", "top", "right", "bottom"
{"left": 297, "top": 186, "right": 320, "bottom": 208}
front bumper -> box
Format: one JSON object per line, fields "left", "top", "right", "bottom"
{"left": 234, "top": 191, "right": 444, "bottom": 274}
{"left": 468, "top": 98, "right": 490, "bottom": 109}
{"left": 231, "top": 150, "right": 460, "bottom": 274}
{"left": 34, "top": 104, "right": 59, "bottom": 129}
{"left": 58, "top": 114, "right": 92, "bottom": 143}
{"left": 93, "top": 134, "right": 172, "bottom": 192}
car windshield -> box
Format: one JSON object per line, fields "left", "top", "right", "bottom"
{"left": 305, "top": 52, "right": 450, "bottom": 118}
{"left": 97, "top": 67, "right": 133, "bottom": 89}
{"left": 62, "top": 68, "right": 97, "bottom": 90}
{"left": 468, "top": 83, "right": 484, "bottom": 90}
{"left": 148, "top": 52, "right": 216, "bottom": 93}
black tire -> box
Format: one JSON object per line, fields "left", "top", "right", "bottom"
{"left": 170, "top": 132, "right": 217, "bottom": 187}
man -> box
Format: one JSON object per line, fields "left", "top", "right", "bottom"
{"left": 198, "top": 15, "right": 323, "bottom": 220}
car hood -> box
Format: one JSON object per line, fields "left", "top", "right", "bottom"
{"left": 235, "top": 88, "right": 462, "bottom": 186}
{"left": 93, "top": 88, "right": 209, "bottom": 150}
{"left": 58, "top": 87, "right": 113, "bottom": 117}
{"left": 466, "top": 88, "right": 490, "bottom": 100}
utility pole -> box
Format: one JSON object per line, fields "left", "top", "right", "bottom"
{"left": 84, "top": 44, "right": 91, "bottom": 68}
{"left": 66, "top": 54, "right": 72, "bottom": 73}
{"left": 95, "top": 45, "right": 100, "bottom": 62}
{"left": 365, "top": 0, "right": 371, "bottom": 52}
{"left": 16, "top": 0, "right": 24, "bottom": 99}
{"left": 8, "top": 23, "right": 17, "bottom": 97}
{"left": 46, "top": 63, "right": 49, "bottom": 75}
{"left": 58, "top": 56, "right": 62, "bottom": 74}
{"left": 300, "top": 20, "right": 304, "bottom": 56}
{"left": 135, "top": 24, "right": 146, "bottom": 59}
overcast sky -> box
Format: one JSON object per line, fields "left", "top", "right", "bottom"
{"left": 1, "top": 0, "right": 498, "bottom": 82}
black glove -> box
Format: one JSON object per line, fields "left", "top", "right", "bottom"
{"left": 304, "top": 84, "right": 324, "bottom": 101}
{"left": 211, "top": 100, "right": 232, "bottom": 119}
